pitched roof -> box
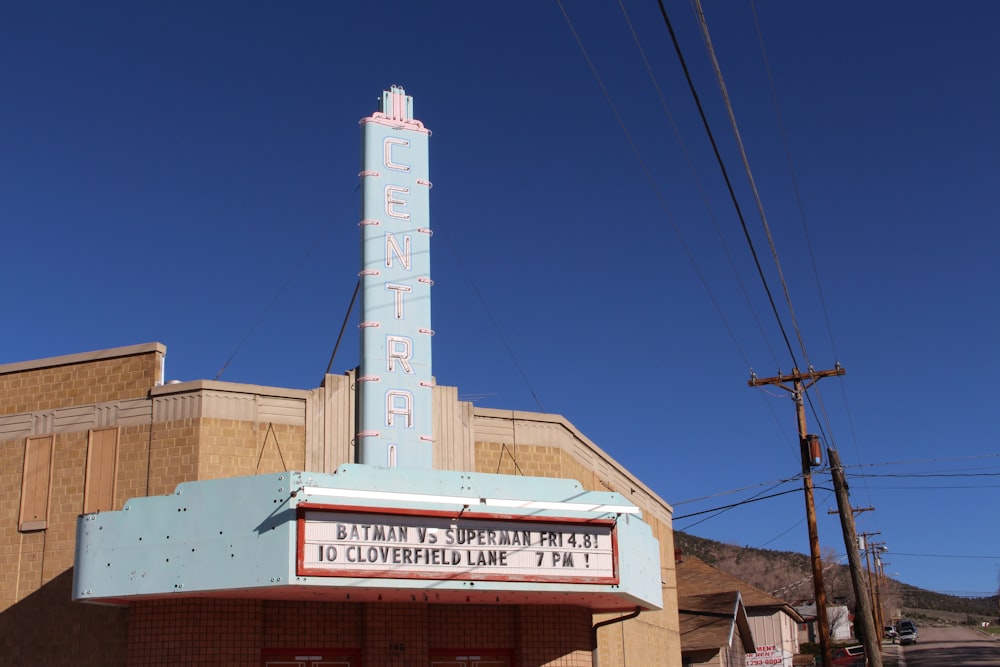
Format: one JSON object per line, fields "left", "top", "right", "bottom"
{"left": 676, "top": 555, "right": 805, "bottom": 623}
{"left": 678, "top": 590, "right": 755, "bottom": 653}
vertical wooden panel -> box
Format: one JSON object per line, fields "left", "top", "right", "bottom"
{"left": 84, "top": 427, "right": 119, "bottom": 513}
{"left": 19, "top": 435, "right": 54, "bottom": 531}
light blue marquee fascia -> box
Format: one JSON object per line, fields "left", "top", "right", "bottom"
{"left": 74, "top": 466, "right": 662, "bottom": 612}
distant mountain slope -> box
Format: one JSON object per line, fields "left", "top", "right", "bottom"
{"left": 674, "top": 531, "right": 998, "bottom": 619}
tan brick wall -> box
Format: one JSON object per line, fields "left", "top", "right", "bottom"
{"left": 475, "top": 442, "right": 625, "bottom": 496}
{"left": 0, "top": 568, "right": 127, "bottom": 666}
{"left": 518, "top": 605, "right": 592, "bottom": 666}
{"left": 146, "top": 417, "right": 201, "bottom": 497}
{"left": 118, "top": 600, "right": 599, "bottom": 667}
{"left": 0, "top": 430, "right": 90, "bottom": 611}
{"left": 117, "top": 423, "right": 153, "bottom": 506}
{"left": 364, "top": 602, "right": 429, "bottom": 666}
{"left": 128, "top": 599, "right": 263, "bottom": 666}
{"left": 263, "top": 600, "right": 361, "bottom": 648}
{"left": 0, "top": 436, "right": 24, "bottom": 607}
{"left": 475, "top": 435, "right": 683, "bottom": 667}
{"left": 0, "top": 351, "right": 160, "bottom": 416}
{"left": 45, "top": 430, "right": 88, "bottom": 579}
{"left": 429, "top": 604, "right": 516, "bottom": 650}
{"left": 198, "top": 418, "right": 305, "bottom": 480}
{"left": 476, "top": 441, "right": 567, "bottom": 478}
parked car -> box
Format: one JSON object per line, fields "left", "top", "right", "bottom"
{"left": 884, "top": 624, "right": 898, "bottom": 641}
{"left": 896, "top": 620, "right": 918, "bottom": 645}
{"left": 831, "top": 645, "right": 865, "bottom": 666}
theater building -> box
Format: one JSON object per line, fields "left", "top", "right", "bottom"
{"left": 0, "top": 88, "right": 682, "bottom": 666}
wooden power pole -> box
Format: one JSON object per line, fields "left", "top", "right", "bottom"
{"left": 749, "top": 365, "right": 844, "bottom": 667}
{"left": 829, "top": 448, "right": 883, "bottom": 667}
{"left": 858, "top": 531, "right": 883, "bottom": 650}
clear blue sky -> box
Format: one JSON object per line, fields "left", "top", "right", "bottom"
{"left": 2, "top": 2, "right": 998, "bottom": 598}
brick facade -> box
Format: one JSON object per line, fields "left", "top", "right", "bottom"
{"left": 0, "top": 344, "right": 681, "bottom": 666}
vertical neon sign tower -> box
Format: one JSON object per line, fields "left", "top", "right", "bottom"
{"left": 358, "top": 86, "right": 434, "bottom": 468}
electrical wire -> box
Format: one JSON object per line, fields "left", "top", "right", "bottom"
{"left": 688, "top": 0, "right": 847, "bottom": 456}
{"left": 674, "top": 488, "right": 801, "bottom": 521}
{"left": 434, "top": 220, "right": 546, "bottom": 412}
{"left": 851, "top": 471, "right": 1000, "bottom": 479}
{"left": 676, "top": 476, "right": 802, "bottom": 530}
{"left": 656, "top": 0, "right": 846, "bottom": 456}
{"left": 324, "top": 279, "right": 360, "bottom": 378}
{"left": 850, "top": 484, "right": 1000, "bottom": 491}
{"left": 656, "top": 0, "right": 797, "bottom": 369}
{"left": 671, "top": 472, "right": 803, "bottom": 505}
{"left": 617, "top": 0, "right": 781, "bottom": 372}
{"left": 556, "top": 0, "right": 753, "bottom": 376}
{"left": 844, "top": 453, "right": 1000, "bottom": 469}
{"left": 891, "top": 551, "right": 1000, "bottom": 560}
{"left": 690, "top": 0, "right": 826, "bottom": 392}
{"left": 746, "top": 0, "right": 870, "bottom": 493}
{"left": 214, "top": 207, "right": 345, "bottom": 381}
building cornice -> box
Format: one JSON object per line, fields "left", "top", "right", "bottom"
{"left": 0, "top": 342, "right": 166, "bottom": 376}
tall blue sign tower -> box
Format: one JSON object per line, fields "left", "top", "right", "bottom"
{"left": 358, "top": 86, "right": 434, "bottom": 468}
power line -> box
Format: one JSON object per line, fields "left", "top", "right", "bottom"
{"left": 674, "top": 488, "right": 801, "bottom": 521}
{"left": 688, "top": 1, "right": 848, "bottom": 461}
{"left": 845, "top": 453, "right": 1000, "bottom": 469}
{"left": 654, "top": 0, "right": 798, "bottom": 370}
{"left": 671, "top": 472, "right": 803, "bottom": 505}
{"left": 848, "top": 484, "right": 1000, "bottom": 491}
{"left": 214, "top": 215, "right": 341, "bottom": 381}
{"left": 616, "top": 0, "right": 780, "bottom": 372}
{"left": 891, "top": 551, "right": 1000, "bottom": 560}
{"left": 676, "top": 477, "right": 803, "bottom": 530}
{"left": 434, "top": 220, "right": 545, "bottom": 412}
{"left": 556, "top": 0, "right": 756, "bottom": 377}
{"left": 747, "top": 0, "right": 873, "bottom": 511}
{"left": 851, "top": 471, "right": 1000, "bottom": 479}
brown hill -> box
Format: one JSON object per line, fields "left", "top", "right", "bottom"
{"left": 674, "top": 531, "right": 998, "bottom": 622}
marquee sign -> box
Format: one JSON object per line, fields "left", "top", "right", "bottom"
{"left": 297, "top": 507, "right": 619, "bottom": 584}
{"left": 358, "top": 86, "right": 434, "bottom": 469}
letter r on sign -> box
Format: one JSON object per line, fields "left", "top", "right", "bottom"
{"left": 386, "top": 336, "right": 413, "bottom": 373}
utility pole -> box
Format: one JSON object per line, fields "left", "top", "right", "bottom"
{"left": 829, "top": 448, "right": 883, "bottom": 667}
{"left": 869, "top": 541, "right": 888, "bottom": 646}
{"left": 859, "top": 531, "right": 882, "bottom": 650}
{"left": 828, "top": 506, "right": 874, "bottom": 518}
{"left": 749, "top": 365, "right": 844, "bottom": 667}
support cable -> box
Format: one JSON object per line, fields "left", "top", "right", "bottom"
{"left": 617, "top": 0, "right": 780, "bottom": 371}
{"left": 324, "top": 279, "right": 360, "bottom": 378}
{"left": 689, "top": 0, "right": 810, "bottom": 372}
{"left": 654, "top": 0, "right": 799, "bottom": 369}
{"left": 557, "top": 0, "right": 756, "bottom": 373}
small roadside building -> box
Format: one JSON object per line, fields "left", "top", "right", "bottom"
{"left": 677, "top": 590, "right": 754, "bottom": 667}
{"left": 795, "top": 603, "right": 853, "bottom": 643}
{"left": 676, "top": 554, "right": 804, "bottom": 667}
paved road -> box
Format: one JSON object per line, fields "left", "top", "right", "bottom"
{"left": 891, "top": 625, "right": 1000, "bottom": 666}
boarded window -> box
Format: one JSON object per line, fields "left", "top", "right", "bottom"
{"left": 84, "top": 427, "right": 119, "bottom": 514}
{"left": 19, "top": 435, "right": 54, "bottom": 531}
